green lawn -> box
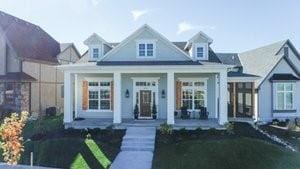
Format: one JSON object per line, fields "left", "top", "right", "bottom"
{"left": 153, "top": 123, "right": 300, "bottom": 169}
{"left": 1, "top": 115, "right": 125, "bottom": 169}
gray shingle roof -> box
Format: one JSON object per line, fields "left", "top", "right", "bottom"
{"left": 238, "top": 40, "right": 288, "bottom": 87}
{"left": 97, "top": 60, "right": 223, "bottom": 66}
{"left": 0, "top": 10, "right": 60, "bottom": 64}
{"left": 269, "top": 73, "right": 300, "bottom": 81}
{"left": 78, "top": 41, "right": 221, "bottom": 64}
{"left": 216, "top": 53, "right": 241, "bottom": 66}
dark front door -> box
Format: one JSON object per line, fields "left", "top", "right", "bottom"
{"left": 140, "top": 90, "right": 152, "bottom": 118}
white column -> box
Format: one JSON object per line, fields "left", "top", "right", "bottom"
{"left": 167, "top": 72, "right": 175, "bottom": 125}
{"left": 74, "top": 74, "right": 78, "bottom": 119}
{"left": 218, "top": 70, "right": 228, "bottom": 125}
{"left": 64, "top": 72, "right": 74, "bottom": 123}
{"left": 215, "top": 74, "right": 219, "bottom": 118}
{"left": 113, "top": 72, "right": 122, "bottom": 124}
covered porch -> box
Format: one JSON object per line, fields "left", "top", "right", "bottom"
{"left": 62, "top": 64, "right": 229, "bottom": 127}
{"left": 65, "top": 118, "right": 224, "bottom": 130}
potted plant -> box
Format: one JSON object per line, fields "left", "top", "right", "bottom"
{"left": 152, "top": 101, "right": 157, "bottom": 119}
{"left": 134, "top": 104, "right": 139, "bottom": 119}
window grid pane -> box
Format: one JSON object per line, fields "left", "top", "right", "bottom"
{"left": 276, "top": 83, "right": 294, "bottom": 110}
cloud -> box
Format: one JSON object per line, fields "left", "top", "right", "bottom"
{"left": 91, "top": 0, "right": 102, "bottom": 6}
{"left": 177, "top": 21, "right": 215, "bottom": 34}
{"left": 131, "top": 9, "right": 148, "bottom": 21}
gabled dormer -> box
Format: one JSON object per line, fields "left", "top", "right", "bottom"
{"left": 84, "top": 33, "right": 111, "bottom": 61}
{"left": 184, "top": 31, "right": 213, "bottom": 61}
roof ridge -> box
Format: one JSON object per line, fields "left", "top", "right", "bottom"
{"left": 239, "top": 39, "right": 288, "bottom": 55}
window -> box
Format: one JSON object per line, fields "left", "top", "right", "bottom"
{"left": 194, "top": 43, "right": 207, "bottom": 60}
{"left": 137, "top": 40, "right": 156, "bottom": 57}
{"left": 196, "top": 47, "right": 204, "bottom": 58}
{"left": 88, "top": 81, "right": 111, "bottom": 111}
{"left": 92, "top": 48, "right": 99, "bottom": 58}
{"left": 275, "top": 83, "right": 294, "bottom": 110}
{"left": 181, "top": 80, "right": 206, "bottom": 110}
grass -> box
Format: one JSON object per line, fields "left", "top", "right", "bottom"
{"left": 0, "top": 115, "right": 125, "bottom": 169}
{"left": 153, "top": 123, "right": 300, "bottom": 169}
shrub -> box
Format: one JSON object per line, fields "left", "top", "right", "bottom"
{"left": 207, "top": 127, "right": 217, "bottom": 135}
{"left": 272, "top": 119, "right": 279, "bottom": 125}
{"left": 295, "top": 118, "right": 300, "bottom": 127}
{"left": 287, "top": 121, "right": 296, "bottom": 131}
{"left": 224, "top": 122, "right": 234, "bottom": 135}
{"left": 160, "top": 123, "right": 173, "bottom": 135}
{"left": 0, "top": 111, "right": 29, "bottom": 165}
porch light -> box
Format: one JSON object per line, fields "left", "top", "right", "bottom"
{"left": 125, "top": 89, "right": 130, "bottom": 98}
{"left": 161, "top": 89, "right": 165, "bottom": 98}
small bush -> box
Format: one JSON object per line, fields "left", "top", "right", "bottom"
{"left": 224, "top": 122, "right": 234, "bottom": 135}
{"left": 207, "top": 128, "right": 217, "bottom": 135}
{"left": 295, "top": 118, "right": 300, "bottom": 127}
{"left": 86, "top": 133, "right": 92, "bottom": 140}
{"left": 287, "top": 121, "right": 296, "bottom": 131}
{"left": 272, "top": 119, "right": 279, "bottom": 125}
{"left": 160, "top": 123, "right": 173, "bottom": 135}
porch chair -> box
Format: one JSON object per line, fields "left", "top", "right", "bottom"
{"left": 199, "top": 106, "right": 209, "bottom": 120}
{"left": 180, "top": 106, "right": 191, "bottom": 119}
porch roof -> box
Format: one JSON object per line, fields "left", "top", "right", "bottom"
{"left": 96, "top": 60, "right": 224, "bottom": 66}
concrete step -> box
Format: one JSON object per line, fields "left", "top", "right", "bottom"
{"left": 122, "top": 139, "right": 154, "bottom": 145}
{"left": 122, "top": 142, "right": 154, "bottom": 148}
{"left": 121, "top": 145, "right": 154, "bottom": 151}
{"left": 122, "top": 137, "right": 155, "bottom": 142}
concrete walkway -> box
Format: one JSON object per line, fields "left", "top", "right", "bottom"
{"left": 110, "top": 127, "right": 156, "bottom": 169}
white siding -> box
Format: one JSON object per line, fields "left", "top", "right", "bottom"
{"left": 103, "top": 29, "right": 190, "bottom": 61}
{"left": 258, "top": 59, "right": 300, "bottom": 121}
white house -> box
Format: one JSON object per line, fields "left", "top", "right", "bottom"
{"left": 59, "top": 24, "right": 300, "bottom": 127}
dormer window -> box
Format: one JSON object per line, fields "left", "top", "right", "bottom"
{"left": 196, "top": 47, "right": 204, "bottom": 58}
{"left": 194, "top": 43, "right": 208, "bottom": 60}
{"left": 93, "top": 48, "right": 100, "bottom": 58}
{"left": 136, "top": 39, "right": 156, "bottom": 58}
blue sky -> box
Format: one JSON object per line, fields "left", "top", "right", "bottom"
{"left": 0, "top": 0, "right": 299, "bottom": 54}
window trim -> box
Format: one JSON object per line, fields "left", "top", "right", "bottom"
{"left": 85, "top": 78, "right": 113, "bottom": 112}
{"left": 273, "top": 82, "right": 295, "bottom": 111}
{"left": 194, "top": 43, "right": 208, "bottom": 60}
{"left": 89, "top": 44, "right": 103, "bottom": 61}
{"left": 178, "top": 78, "right": 208, "bottom": 111}
{"left": 136, "top": 39, "right": 157, "bottom": 58}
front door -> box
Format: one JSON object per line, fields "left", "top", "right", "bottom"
{"left": 140, "top": 90, "right": 152, "bottom": 118}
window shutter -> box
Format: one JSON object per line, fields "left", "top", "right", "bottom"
{"left": 176, "top": 81, "right": 182, "bottom": 110}
{"left": 82, "top": 80, "right": 88, "bottom": 110}
{"left": 111, "top": 81, "right": 114, "bottom": 110}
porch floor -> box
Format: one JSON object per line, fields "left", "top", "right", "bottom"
{"left": 65, "top": 118, "right": 224, "bottom": 130}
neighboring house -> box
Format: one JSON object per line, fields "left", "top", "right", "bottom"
{"left": 60, "top": 24, "right": 300, "bottom": 126}
{"left": 0, "top": 11, "right": 81, "bottom": 116}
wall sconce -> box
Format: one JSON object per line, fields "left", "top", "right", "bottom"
{"left": 161, "top": 90, "right": 165, "bottom": 98}
{"left": 125, "top": 89, "right": 130, "bottom": 98}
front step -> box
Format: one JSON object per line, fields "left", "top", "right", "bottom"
{"left": 121, "top": 145, "right": 154, "bottom": 151}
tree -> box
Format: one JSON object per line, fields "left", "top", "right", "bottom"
{"left": 0, "top": 111, "right": 29, "bottom": 165}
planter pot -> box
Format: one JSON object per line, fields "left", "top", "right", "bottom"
{"left": 134, "top": 114, "right": 139, "bottom": 119}
{"left": 152, "top": 114, "right": 157, "bottom": 119}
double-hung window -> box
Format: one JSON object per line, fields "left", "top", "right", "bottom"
{"left": 196, "top": 47, "right": 204, "bottom": 58}
{"left": 274, "top": 83, "right": 294, "bottom": 110}
{"left": 137, "top": 40, "right": 156, "bottom": 58}
{"left": 92, "top": 48, "right": 100, "bottom": 58}
{"left": 88, "top": 81, "right": 111, "bottom": 111}
{"left": 181, "top": 80, "right": 206, "bottom": 110}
